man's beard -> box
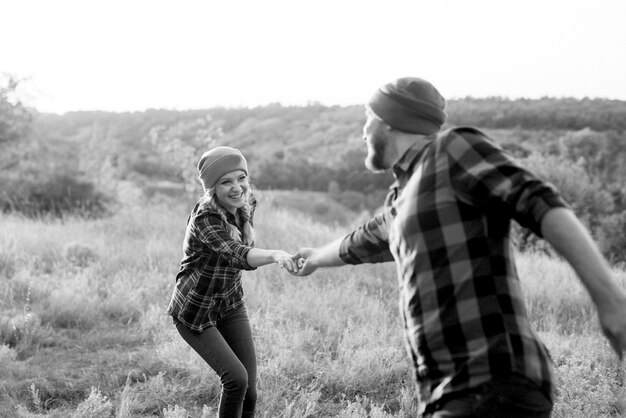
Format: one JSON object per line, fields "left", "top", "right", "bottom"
{"left": 365, "top": 127, "right": 389, "bottom": 173}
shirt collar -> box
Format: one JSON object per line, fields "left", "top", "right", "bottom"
{"left": 392, "top": 140, "right": 432, "bottom": 186}
{"left": 195, "top": 201, "right": 238, "bottom": 224}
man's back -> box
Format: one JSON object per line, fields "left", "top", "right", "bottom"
{"left": 386, "top": 127, "right": 566, "bottom": 408}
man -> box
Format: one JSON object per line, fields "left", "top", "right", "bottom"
{"left": 291, "top": 77, "right": 626, "bottom": 417}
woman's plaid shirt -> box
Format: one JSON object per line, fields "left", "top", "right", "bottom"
{"left": 339, "top": 127, "right": 568, "bottom": 412}
{"left": 166, "top": 198, "right": 256, "bottom": 332}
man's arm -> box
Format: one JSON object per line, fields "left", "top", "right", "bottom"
{"left": 292, "top": 211, "right": 395, "bottom": 276}
{"left": 292, "top": 238, "right": 347, "bottom": 276}
{"left": 541, "top": 207, "right": 626, "bottom": 358}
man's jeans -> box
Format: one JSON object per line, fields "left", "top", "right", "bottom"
{"left": 423, "top": 374, "right": 553, "bottom": 418}
{"left": 174, "top": 305, "right": 257, "bottom": 418}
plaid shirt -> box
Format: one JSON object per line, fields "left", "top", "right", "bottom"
{"left": 166, "top": 197, "right": 257, "bottom": 332}
{"left": 339, "top": 127, "right": 568, "bottom": 413}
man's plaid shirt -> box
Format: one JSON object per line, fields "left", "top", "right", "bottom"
{"left": 166, "top": 198, "right": 256, "bottom": 332}
{"left": 339, "top": 127, "right": 567, "bottom": 412}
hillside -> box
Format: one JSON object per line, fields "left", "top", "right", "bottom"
{"left": 27, "top": 97, "right": 626, "bottom": 209}
{"left": 33, "top": 97, "right": 626, "bottom": 170}
{"left": 7, "top": 98, "right": 626, "bottom": 262}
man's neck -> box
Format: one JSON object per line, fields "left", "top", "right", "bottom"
{"left": 391, "top": 133, "right": 431, "bottom": 166}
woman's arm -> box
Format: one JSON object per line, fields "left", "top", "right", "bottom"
{"left": 247, "top": 248, "right": 299, "bottom": 272}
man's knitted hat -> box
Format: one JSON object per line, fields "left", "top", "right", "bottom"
{"left": 197, "top": 146, "right": 248, "bottom": 190}
{"left": 367, "top": 77, "right": 447, "bottom": 135}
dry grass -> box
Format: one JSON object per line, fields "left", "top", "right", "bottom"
{"left": 0, "top": 191, "right": 624, "bottom": 417}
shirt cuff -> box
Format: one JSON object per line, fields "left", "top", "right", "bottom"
{"left": 235, "top": 245, "right": 257, "bottom": 271}
{"left": 523, "top": 193, "right": 570, "bottom": 238}
{"left": 339, "top": 234, "right": 363, "bottom": 265}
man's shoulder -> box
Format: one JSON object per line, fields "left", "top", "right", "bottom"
{"left": 437, "top": 126, "right": 489, "bottom": 142}
{"left": 434, "top": 126, "right": 499, "bottom": 153}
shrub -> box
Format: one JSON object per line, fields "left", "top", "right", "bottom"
{"left": 63, "top": 242, "right": 98, "bottom": 268}
{"left": 28, "top": 173, "right": 109, "bottom": 217}
{"left": 0, "top": 344, "right": 17, "bottom": 364}
{"left": 162, "top": 405, "right": 189, "bottom": 418}
{"left": 0, "top": 312, "right": 41, "bottom": 349}
{"left": 0, "top": 170, "right": 110, "bottom": 218}
{"left": 516, "top": 153, "right": 615, "bottom": 255}
{"left": 521, "top": 153, "right": 614, "bottom": 223}
{"left": 595, "top": 210, "right": 626, "bottom": 263}
{"left": 71, "top": 388, "right": 113, "bottom": 418}
{"left": 0, "top": 252, "right": 16, "bottom": 279}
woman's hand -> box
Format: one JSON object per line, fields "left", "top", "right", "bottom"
{"left": 272, "top": 251, "right": 299, "bottom": 273}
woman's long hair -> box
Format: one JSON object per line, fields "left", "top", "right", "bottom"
{"left": 199, "top": 185, "right": 255, "bottom": 246}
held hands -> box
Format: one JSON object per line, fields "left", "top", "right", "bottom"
{"left": 272, "top": 248, "right": 318, "bottom": 275}
{"left": 288, "top": 247, "right": 318, "bottom": 276}
{"left": 272, "top": 250, "right": 300, "bottom": 273}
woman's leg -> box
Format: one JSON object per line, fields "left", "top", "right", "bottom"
{"left": 217, "top": 305, "right": 257, "bottom": 418}
{"left": 174, "top": 320, "right": 249, "bottom": 417}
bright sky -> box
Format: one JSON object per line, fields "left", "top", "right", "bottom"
{"left": 2, "top": 0, "right": 626, "bottom": 114}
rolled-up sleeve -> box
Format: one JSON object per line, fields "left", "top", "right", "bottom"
{"left": 446, "top": 128, "right": 569, "bottom": 237}
{"left": 339, "top": 210, "right": 395, "bottom": 264}
{"left": 194, "top": 214, "right": 255, "bottom": 270}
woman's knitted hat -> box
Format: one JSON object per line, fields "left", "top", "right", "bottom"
{"left": 197, "top": 146, "right": 248, "bottom": 190}
{"left": 367, "top": 77, "right": 447, "bottom": 135}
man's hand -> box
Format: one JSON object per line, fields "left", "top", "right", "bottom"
{"left": 289, "top": 247, "right": 318, "bottom": 276}
{"left": 541, "top": 208, "right": 626, "bottom": 360}
{"left": 597, "top": 295, "right": 626, "bottom": 360}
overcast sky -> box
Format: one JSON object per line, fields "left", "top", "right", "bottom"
{"left": 2, "top": 0, "right": 626, "bottom": 114}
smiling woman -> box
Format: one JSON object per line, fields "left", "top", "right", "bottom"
{"left": 164, "top": 145, "right": 300, "bottom": 417}
{"left": 214, "top": 171, "right": 249, "bottom": 215}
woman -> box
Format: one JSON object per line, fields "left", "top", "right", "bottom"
{"left": 166, "top": 146, "right": 297, "bottom": 417}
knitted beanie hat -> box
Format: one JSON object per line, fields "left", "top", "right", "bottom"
{"left": 197, "top": 146, "right": 248, "bottom": 190}
{"left": 367, "top": 77, "right": 447, "bottom": 135}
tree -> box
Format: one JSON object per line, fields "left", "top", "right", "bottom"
{"left": 558, "top": 128, "right": 609, "bottom": 179}
{"left": 148, "top": 115, "right": 221, "bottom": 196}
{"left": 0, "top": 76, "right": 32, "bottom": 145}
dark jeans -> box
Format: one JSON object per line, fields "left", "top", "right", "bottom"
{"left": 423, "top": 374, "right": 553, "bottom": 418}
{"left": 174, "top": 305, "right": 257, "bottom": 418}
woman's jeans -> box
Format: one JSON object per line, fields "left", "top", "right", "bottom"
{"left": 174, "top": 305, "right": 257, "bottom": 418}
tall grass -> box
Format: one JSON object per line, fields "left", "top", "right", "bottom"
{"left": 0, "top": 191, "right": 624, "bottom": 417}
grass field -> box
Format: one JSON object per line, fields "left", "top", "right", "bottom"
{"left": 0, "top": 190, "right": 625, "bottom": 417}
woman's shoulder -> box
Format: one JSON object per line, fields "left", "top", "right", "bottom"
{"left": 190, "top": 200, "right": 224, "bottom": 224}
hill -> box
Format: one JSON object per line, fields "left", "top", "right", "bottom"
{"left": 33, "top": 96, "right": 626, "bottom": 170}
{"left": 27, "top": 97, "right": 626, "bottom": 207}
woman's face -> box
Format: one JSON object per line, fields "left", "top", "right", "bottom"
{"left": 214, "top": 169, "right": 249, "bottom": 214}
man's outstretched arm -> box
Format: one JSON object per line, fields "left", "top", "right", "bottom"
{"left": 541, "top": 207, "right": 626, "bottom": 358}
{"left": 293, "top": 211, "right": 395, "bottom": 276}
{"left": 291, "top": 238, "right": 347, "bottom": 276}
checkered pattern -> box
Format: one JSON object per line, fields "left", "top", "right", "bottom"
{"left": 339, "top": 127, "right": 567, "bottom": 412}
{"left": 166, "top": 198, "right": 257, "bottom": 332}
